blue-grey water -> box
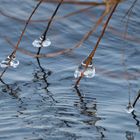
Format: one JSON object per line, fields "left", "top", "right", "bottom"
{"left": 0, "top": 0, "right": 140, "bottom": 140}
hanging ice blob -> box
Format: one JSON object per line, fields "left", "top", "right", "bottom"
{"left": 74, "top": 59, "right": 95, "bottom": 78}
{"left": 125, "top": 102, "right": 134, "bottom": 113}
{"left": 32, "top": 35, "right": 51, "bottom": 48}
{"left": 11, "top": 57, "right": 19, "bottom": 68}
{"left": 0, "top": 54, "right": 19, "bottom": 68}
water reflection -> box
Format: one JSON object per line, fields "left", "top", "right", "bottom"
{"left": 74, "top": 87, "right": 106, "bottom": 139}
{"left": 0, "top": 77, "right": 27, "bottom": 119}
{"left": 125, "top": 131, "right": 135, "bottom": 140}
{"left": 74, "top": 87, "right": 97, "bottom": 116}
{"left": 34, "top": 55, "right": 57, "bottom": 103}
{"left": 128, "top": 90, "right": 140, "bottom": 131}
{"left": 0, "top": 78, "right": 19, "bottom": 99}
{"left": 131, "top": 111, "right": 140, "bottom": 131}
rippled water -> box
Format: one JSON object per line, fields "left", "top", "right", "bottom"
{"left": 0, "top": 0, "right": 140, "bottom": 139}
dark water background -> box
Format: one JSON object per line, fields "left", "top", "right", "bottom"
{"left": 0, "top": 0, "right": 140, "bottom": 139}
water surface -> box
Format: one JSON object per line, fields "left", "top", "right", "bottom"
{"left": 0, "top": 0, "right": 140, "bottom": 140}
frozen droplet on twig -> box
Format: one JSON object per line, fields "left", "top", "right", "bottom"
{"left": 0, "top": 55, "right": 19, "bottom": 68}
{"left": 125, "top": 103, "right": 134, "bottom": 113}
{"left": 11, "top": 59, "right": 19, "bottom": 68}
{"left": 32, "top": 36, "right": 51, "bottom": 48}
{"left": 74, "top": 61, "right": 95, "bottom": 78}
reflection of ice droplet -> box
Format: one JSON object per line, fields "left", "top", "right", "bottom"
{"left": 0, "top": 55, "right": 19, "bottom": 68}
{"left": 125, "top": 103, "right": 134, "bottom": 113}
{"left": 32, "top": 36, "right": 51, "bottom": 48}
{"left": 126, "top": 131, "right": 134, "bottom": 140}
{"left": 74, "top": 61, "right": 95, "bottom": 78}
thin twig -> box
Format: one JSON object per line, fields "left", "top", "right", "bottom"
{"left": 38, "top": 0, "right": 105, "bottom": 6}
{"left": 75, "top": 3, "right": 119, "bottom": 87}
{"left": 37, "top": 0, "right": 64, "bottom": 55}
{"left": 0, "top": 0, "right": 43, "bottom": 78}
{"left": 133, "top": 90, "right": 140, "bottom": 107}
{"left": 122, "top": 0, "right": 138, "bottom": 20}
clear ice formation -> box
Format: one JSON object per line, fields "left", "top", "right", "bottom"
{"left": 125, "top": 103, "right": 134, "bottom": 113}
{"left": 0, "top": 55, "right": 19, "bottom": 68}
{"left": 74, "top": 60, "right": 95, "bottom": 78}
{"left": 32, "top": 36, "right": 51, "bottom": 48}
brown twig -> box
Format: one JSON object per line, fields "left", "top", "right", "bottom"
{"left": 0, "top": 0, "right": 43, "bottom": 78}
{"left": 38, "top": 0, "right": 105, "bottom": 6}
{"left": 75, "top": 2, "right": 119, "bottom": 87}
{"left": 0, "top": 5, "right": 101, "bottom": 23}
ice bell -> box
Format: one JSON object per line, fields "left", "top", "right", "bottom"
{"left": 125, "top": 102, "right": 134, "bottom": 113}
{"left": 32, "top": 35, "right": 51, "bottom": 48}
{"left": 74, "top": 59, "right": 95, "bottom": 78}
{"left": 0, "top": 55, "right": 19, "bottom": 68}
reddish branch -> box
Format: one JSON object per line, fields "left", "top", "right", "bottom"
{"left": 75, "top": 3, "right": 119, "bottom": 86}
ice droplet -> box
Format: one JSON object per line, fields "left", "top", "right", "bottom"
{"left": 74, "top": 61, "right": 95, "bottom": 78}
{"left": 11, "top": 60, "right": 19, "bottom": 68}
{"left": 0, "top": 55, "right": 19, "bottom": 68}
{"left": 32, "top": 36, "right": 51, "bottom": 48}
{"left": 125, "top": 103, "right": 134, "bottom": 113}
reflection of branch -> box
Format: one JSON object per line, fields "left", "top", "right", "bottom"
{"left": 74, "top": 87, "right": 106, "bottom": 138}
{"left": 131, "top": 111, "right": 140, "bottom": 129}
{"left": 35, "top": 52, "right": 56, "bottom": 102}
{"left": 74, "top": 86, "right": 84, "bottom": 103}
{"left": 75, "top": 86, "right": 97, "bottom": 114}
{"left": 36, "top": 57, "right": 51, "bottom": 88}
{"left": 96, "top": 126, "right": 106, "bottom": 139}
{"left": 0, "top": 78, "right": 19, "bottom": 98}
{"left": 125, "top": 131, "right": 134, "bottom": 140}
{"left": 0, "top": 78, "right": 25, "bottom": 118}
{"left": 129, "top": 90, "right": 140, "bottom": 131}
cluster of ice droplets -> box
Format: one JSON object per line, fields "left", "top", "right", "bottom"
{"left": 32, "top": 35, "right": 51, "bottom": 48}
{"left": 125, "top": 102, "right": 134, "bottom": 113}
{"left": 74, "top": 60, "right": 95, "bottom": 78}
{"left": 0, "top": 55, "right": 19, "bottom": 68}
